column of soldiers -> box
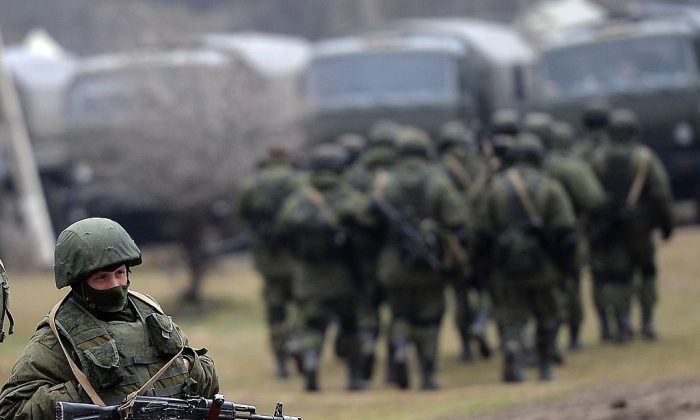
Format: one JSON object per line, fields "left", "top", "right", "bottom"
{"left": 237, "top": 105, "right": 674, "bottom": 391}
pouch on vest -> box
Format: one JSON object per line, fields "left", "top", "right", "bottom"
{"left": 146, "top": 313, "right": 184, "bottom": 356}
{"left": 82, "top": 339, "right": 124, "bottom": 389}
{"left": 495, "top": 222, "right": 546, "bottom": 277}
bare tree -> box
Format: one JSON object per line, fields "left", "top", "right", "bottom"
{"left": 61, "top": 50, "right": 303, "bottom": 304}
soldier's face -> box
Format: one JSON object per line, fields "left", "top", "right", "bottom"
{"left": 86, "top": 264, "right": 128, "bottom": 290}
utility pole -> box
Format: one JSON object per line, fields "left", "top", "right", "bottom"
{"left": 0, "top": 23, "right": 56, "bottom": 267}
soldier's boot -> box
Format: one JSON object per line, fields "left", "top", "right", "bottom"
{"left": 568, "top": 322, "right": 582, "bottom": 351}
{"left": 419, "top": 357, "right": 439, "bottom": 391}
{"left": 502, "top": 340, "right": 525, "bottom": 384}
{"left": 614, "top": 308, "right": 633, "bottom": 344}
{"left": 275, "top": 351, "right": 289, "bottom": 379}
{"left": 538, "top": 359, "right": 555, "bottom": 382}
{"left": 598, "top": 309, "right": 612, "bottom": 343}
{"left": 392, "top": 340, "right": 410, "bottom": 390}
{"left": 285, "top": 334, "right": 305, "bottom": 375}
{"left": 641, "top": 305, "right": 658, "bottom": 341}
{"left": 302, "top": 350, "right": 320, "bottom": 392}
{"left": 359, "top": 331, "right": 377, "bottom": 381}
{"left": 346, "top": 360, "right": 368, "bottom": 391}
{"left": 457, "top": 325, "right": 474, "bottom": 363}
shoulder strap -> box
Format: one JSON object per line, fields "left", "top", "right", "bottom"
{"left": 444, "top": 155, "right": 472, "bottom": 190}
{"left": 372, "top": 170, "right": 389, "bottom": 199}
{"left": 507, "top": 168, "right": 542, "bottom": 224}
{"left": 118, "top": 348, "right": 183, "bottom": 417}
{"left": 49, "top": 294, "right": 107, "bottom": 406}
{"left": 128, "top": 290, "right": 165, "bottom": 314}
{"left": 305, "top": 185, "right": 339, "bottom": 225}
{"left": 626, "top": 146, "right": 652, "bottom": 207}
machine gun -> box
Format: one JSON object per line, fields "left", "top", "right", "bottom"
{"left": 56, "top": 394, "right": 302, "bottom": 420}
{"left": 371, "top": 198, "right": 442, "bottom": 272}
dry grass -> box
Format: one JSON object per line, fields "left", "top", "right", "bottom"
{"left": 2, "top": 228, "right": 700, "bottom": 419}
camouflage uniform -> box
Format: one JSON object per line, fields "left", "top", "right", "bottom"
{"left": 278, "top": 144, "right": 373, "bottom": 391}
{"left": 375, "top": 127, "right": 464, "bottom": 390}
{"left": 237, "top": 149, "right": 301, "bottom": 377}
{"left": 0, "top": 218, "right": 219, "bottom": 419}
{"left": 589, "top": 110, "right": 674, "bottom": 343}
{"left": 436, "top": 121, "right": 491, "bottom": 362}
{"left": 477, "top": 135, "right": 577, "bottom": 382}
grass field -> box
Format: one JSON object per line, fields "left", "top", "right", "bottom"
{"left": 1, "top": 228, "right": 699, "bottom": 419}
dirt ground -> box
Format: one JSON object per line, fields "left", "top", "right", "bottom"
{"left": 474, "top": 379, "right": 700, "bottom": 420}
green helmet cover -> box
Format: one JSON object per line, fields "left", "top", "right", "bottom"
{"left": 54, "top": 217, "right": 142, "bottom": 289}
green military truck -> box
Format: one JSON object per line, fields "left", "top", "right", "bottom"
{"left": 531, "top": 15, "right": 700, "bottom": 202}
{"left": 303, "top": 18, "right": 534, "bottom": 144}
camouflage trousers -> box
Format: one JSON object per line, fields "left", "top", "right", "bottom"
{"left": 492, "top": 281, "right": 560, "bottom": 364}
{"left": 261, "top": 274, "right": 295, "bottom": 354}
{"left": 385, "top": 285, "right": 445, "bottom": 365}
{"left": 296, "top": 295, "right": 360, "bottom": 361}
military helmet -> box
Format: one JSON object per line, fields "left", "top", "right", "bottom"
{"left": 515, "top": 133, "right": 546, "bottom": 166}
{"left": 368, "top": 120, "right": 402, "bottom": 148}
{"left": 437, "top": 120, "right": 473, "bottom": 151}
{"left": 609, "top": 108, "right": 639, "bottom": 140}
{"left": 336, "top": 133, "right": 367, "bottom": 162}
{"left": 396, "top": 127, "right": 432, "bottom": 158}
{"left": 582, "top": 101, "right": 610, "bottom": 130}
{"left": 522, "top": 112, "right": 554, "bottom": 147}
{"left": 54, "top": 218, "right": 142, "bottom": 289}
{"left": 491, "top": 109, "right": 520, "bottom": 136}
{"left": 551, "top": 121, "right": 575, "bottom": 150}
{"left": 309, "top": 144, "right": 348, "bottom": 173}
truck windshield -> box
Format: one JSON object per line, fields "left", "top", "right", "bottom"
{"left": 307, "top": 51, "right": 460, "bottom": 109}
{"left": 537, "top": 35, "right": 696, "bottom": 100}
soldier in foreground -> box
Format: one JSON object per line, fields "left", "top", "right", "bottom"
{"left": 0, "top": 217, "right": 219, "bottom": 419}
{"left": 237, "top": 147, "right": 301, "bottom": 378}
{"left": 374, "top": 127, "right": 464, "bottom": 390}
{"left": 477, "top": 135, "right": 577, "bottom": 382}
{"left": 278, "top": 144, "right": 373, "bottom": 392}
{"left": 589, "top": 109, "right": 674, "bottom": 343}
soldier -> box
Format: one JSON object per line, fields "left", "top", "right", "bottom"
{"left": 374, "top": 127, "right": 464, "bottom": 390}
{"left": 436, "top": 120, "right": 492, "bottom": 362}
{"left": 523, "top": 113, "right": 606, "bottom": 350}
{"left": 0, "top": 218, "right": 219, "bottom": 419}
{"left": 589, "top": 109, "right": 674, "bottom": 343}
{"left": 344, "top": 120, "right": 400, "bottom": 382}
{"left": 278, "top": 144, "right": 373, "bottom": 392}
{"left": 477, "top": 135, "right": 577, "bottom": 382}
{"left": 237, "top": 146, "right": 301, "bottom": 378}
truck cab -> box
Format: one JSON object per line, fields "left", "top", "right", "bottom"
{"left": 532, "top": 17, "right": 700, "bottom": 201}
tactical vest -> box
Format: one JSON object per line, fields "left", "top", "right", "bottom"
{"left": 54, "top": 295, "right": 190, "bottom": 405}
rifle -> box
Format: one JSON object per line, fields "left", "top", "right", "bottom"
{"left": 56, "top": 395, "right": 302, "bottom": 420}
{"left": 0, "top": 259, "right": 14, "bottom": 343}
{"left": 371, "top": 198, "right": 442, "bottom": 272}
